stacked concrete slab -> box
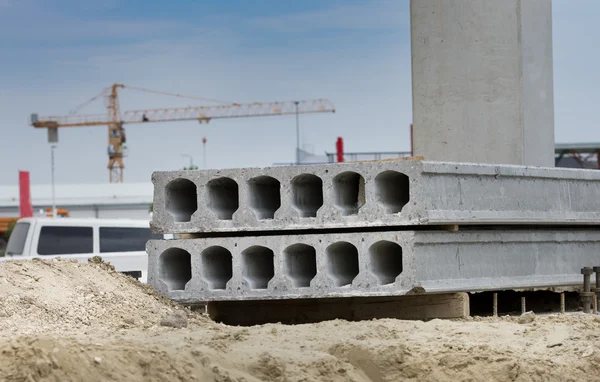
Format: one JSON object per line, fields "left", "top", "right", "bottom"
{"left": 147, "top": 160, "right": 600, "bottom": 304}
{"left": 149, "top": 160, "right": 600, "bottom": 234}
{"left": 146, "top": 0, "right": 565, "bottom": 310}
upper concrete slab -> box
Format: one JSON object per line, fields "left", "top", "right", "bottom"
{"left": 150, "top": 160, "right": 600, "bottom": 235}
{"left": 411, "top": 0, "right": 555, "bottom": 167}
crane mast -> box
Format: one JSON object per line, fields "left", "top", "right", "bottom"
{"left": 30, "top": 84, "right": 336, "bottom": 183}
{"left": 107, "top": 83, "right": 125, "bottom": 183}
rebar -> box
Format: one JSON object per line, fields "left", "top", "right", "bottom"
{"left": 521, "top": 296, "right": 526, "bottom": 314}
{"left": 560, "top": 292, "right": 565, "bottom": 314}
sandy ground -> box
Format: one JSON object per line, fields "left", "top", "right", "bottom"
{"left": 1, "top": 259, "right": 600, "bottom": 382}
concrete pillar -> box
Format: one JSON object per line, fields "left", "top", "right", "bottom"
{"left": 410, "top": 0, "right": 555, "bottom": 167}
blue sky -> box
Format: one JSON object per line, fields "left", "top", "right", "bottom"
{"left": 0, "top": 0, "right": 598, "bottom": 185}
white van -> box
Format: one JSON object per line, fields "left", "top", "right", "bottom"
{"left": 2, "top": 217, "right": 164, "bottom": 283}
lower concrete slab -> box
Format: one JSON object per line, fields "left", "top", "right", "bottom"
{"left": 147, "top": 229, "right": 599, "bottom": 304}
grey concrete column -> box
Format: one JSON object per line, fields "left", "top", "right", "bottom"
{"left": 410, "top": 0, "right": 555, "bottom": 167}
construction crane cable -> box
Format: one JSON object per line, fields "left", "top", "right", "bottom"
{"left": 123, "top": 85, "right": 239, "bottom": 105}
{"left": 68, "top": 86, "right": 110, "bottom": 115}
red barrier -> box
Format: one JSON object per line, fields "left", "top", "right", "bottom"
{"left": 336, "top": 137, "right": 344, "bottom": 163}
{"left": 19, "top": 171, "right": 33, "bottom": 218}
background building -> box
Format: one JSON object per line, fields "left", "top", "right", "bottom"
{"left": 0, "top": 183, "right": 153, "bottom": 219}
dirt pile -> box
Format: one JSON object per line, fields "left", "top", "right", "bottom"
{"left": 1, "top": 258, "right": 600, "bottom": 382}
{"left": 0, "top": 258, "right": 192, "bottom": 337}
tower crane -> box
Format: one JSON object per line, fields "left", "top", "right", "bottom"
{"left": 30, "top": 83, "right": 336, "bottom": 183}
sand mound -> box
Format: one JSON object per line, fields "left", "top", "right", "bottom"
{"left": 0, "top": 258, "right": 191, "bottom": 337}
{"left": 0, "top": 335, "right": 222, "bottom": 382}
{"left": 1, "top": 259, "right": 600, "bottom": 381}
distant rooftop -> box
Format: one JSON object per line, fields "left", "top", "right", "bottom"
{"left": 0, "top": 182, "right": 153, "bottom": 208}
{"left": 555, "top": 143, "right": 600, "bottom": 153}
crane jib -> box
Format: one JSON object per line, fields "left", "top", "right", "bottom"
{"left": 29, "top": 84, "right": 335, "bottom": 183}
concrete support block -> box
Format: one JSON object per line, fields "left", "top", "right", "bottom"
{"left": 150, "top": 161, "right": 600, "bottom": 234}
{"left": 147, "top": 229, "right": 600, "bottom": 304}
{"left": 207, "top": 293, "right": 470, "bottom": 325}
{"left": 410, "top": 0, "right": 555, "bottom": 167}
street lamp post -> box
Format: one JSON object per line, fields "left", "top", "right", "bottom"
{"left": 50, "top": 145, "right": 57, "bottom": 218}
{"left": 295, "top": 101, "right": 300, "bottom": 165}
{"left": 202, "top": 137, "right": 207, "bottom": 169}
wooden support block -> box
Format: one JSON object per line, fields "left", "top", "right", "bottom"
{"left": 207, "top": 293, "right": 469, "bottom": 326}
{"left": 426, "top": 225, "right": 460, "bottom": 232}
{"left": 178, "top": 233, "right": 203, "bottom": 239}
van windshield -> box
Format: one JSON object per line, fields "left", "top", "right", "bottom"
{"left": 6, "top": 222, "right": 30, "bottom": 255}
